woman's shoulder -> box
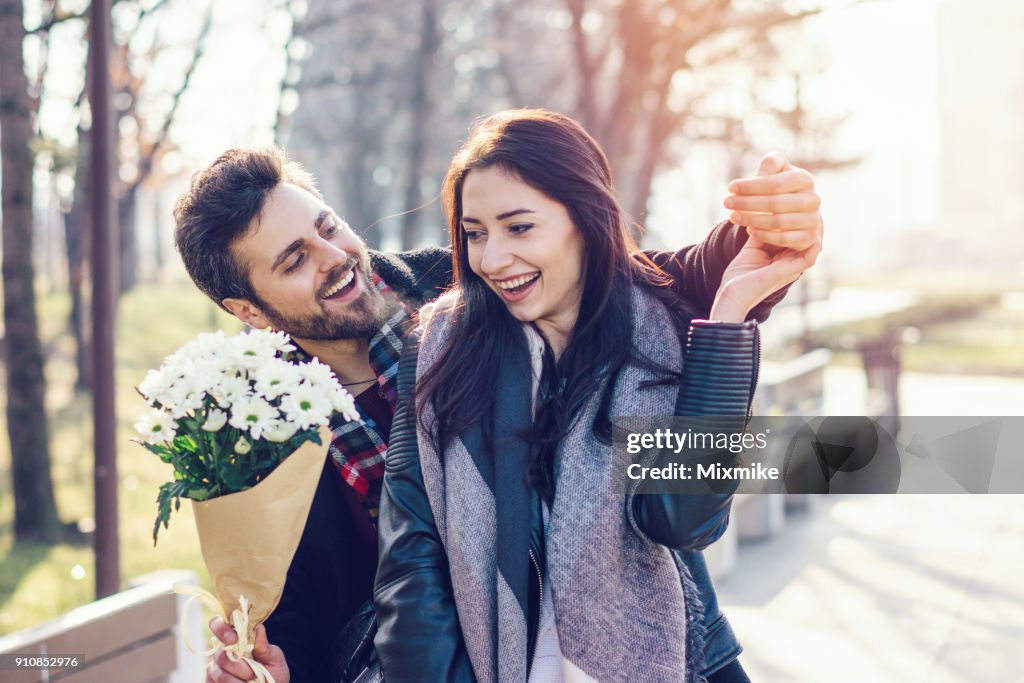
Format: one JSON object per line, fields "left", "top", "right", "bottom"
{"left": 409, "top": 291, "right": 463, "bottom": 372}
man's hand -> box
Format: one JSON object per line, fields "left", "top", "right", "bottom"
{"left": 710, "top": 152, "right": 823, "bottom": 322}
{"left": 206, "top": 617, "right": 290, "bottom": 683}
{"left": 724, "top": 151, "right": 822, "bottom": 253}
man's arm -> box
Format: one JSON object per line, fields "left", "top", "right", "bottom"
{"left": 369, "top": 247, "right": 453, "bottom": 307}
{"left": 644, "top": 152, "right": 823, "bottom": 323}
{"left": 643, "top": 220, "right": 789, "bottom": 323}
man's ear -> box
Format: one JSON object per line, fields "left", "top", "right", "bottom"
{"left": 222, "top": 297, "right": 271, "bottom": 330}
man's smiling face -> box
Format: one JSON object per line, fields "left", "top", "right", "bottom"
{"left": 224, "top": 182, "right": 392, "bottom": 340}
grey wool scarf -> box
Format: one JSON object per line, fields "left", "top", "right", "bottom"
{"left": 415, "top": 286, "right": 706, "bottom": 683}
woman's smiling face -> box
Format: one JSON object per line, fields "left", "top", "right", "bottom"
{"left": 461, "top": 166, "right": 586, "bottom": 350}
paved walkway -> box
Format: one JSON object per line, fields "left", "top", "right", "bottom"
{"left": 716, "top": 494, "right": 1024, "bottom": 682}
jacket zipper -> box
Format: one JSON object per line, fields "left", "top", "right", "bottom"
{"left": 747, "top": 325, "right": 761, "bottom": 421}
{"left": 527, "top": 548, "right": 544, "bottom": 667}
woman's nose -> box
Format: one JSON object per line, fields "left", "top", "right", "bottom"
{"left": 480, "top": 235, "right": 514, "bottom": 275}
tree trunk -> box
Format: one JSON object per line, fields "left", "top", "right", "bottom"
{"left": 1, "top": 0, "right": 63, "bottom": 543}
{"left": 152, "top": 193, "right": 163, "bottom": 277}
{"left": 67, "top": 130, "right": 92, "bottom": 390}
{"left": 118, "top": 189, "right": 135, "bottom": 293}
{"left": 400, "top": 0, "right": 440, "bottom": 249}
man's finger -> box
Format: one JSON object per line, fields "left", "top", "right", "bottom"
{"left": 724, "top": 191, "right": 820, "bottom": 215}
{"left": 746, "top": 227, "right": 819, "bottom": 251}
{"left": 730, "top": 211, "right": 814, "bottom": 233}
{"left": 207, "top": 660, "right": 244, "bottom": 683}
{"left": 215, "top": 648, "right": 257, "bottom": 681}
{"left": 209, "top": 616, "right": 239, "bottom": 646}
{"left": 756, "top": 151, "right": 792, "bottom": 177}
{"left": 252, "top": 625, "right": 270, "bottom": 659}
{"left": 728, "top": 168, "right": 812, "bottom": 196}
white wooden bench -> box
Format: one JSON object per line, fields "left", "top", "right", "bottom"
{"left": 0, "top": 570, "right": 203, "bottom": 683}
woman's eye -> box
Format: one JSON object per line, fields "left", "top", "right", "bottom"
{"left": 285, "top": 254, "right": 305, "bottom": 273}
{"left": 509, "top": 222, "right": 534, "bottom": 234}
{"left": 464, "top": 229, "right": 484, "bottom": 242}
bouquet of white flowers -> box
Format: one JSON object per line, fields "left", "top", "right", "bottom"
{"left": 136, "top": 328, "right": 360, "bottom": 682}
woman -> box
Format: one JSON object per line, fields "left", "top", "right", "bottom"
{"left": 374, "top": 109, "right": 821, "bottom": 682}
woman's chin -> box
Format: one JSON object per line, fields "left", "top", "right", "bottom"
{"left": 504, "top": 306, "right": 535, "bottom": 323}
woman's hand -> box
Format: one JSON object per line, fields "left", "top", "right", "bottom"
{"left": 709, "top": 152, "right": 823, "bottom": 322}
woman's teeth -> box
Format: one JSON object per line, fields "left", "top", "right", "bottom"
{"left": 495, "top": 273, "right": 539, "bottom": 291}
{"left": 322, "top": 269, "right": 355, "bottom": 298}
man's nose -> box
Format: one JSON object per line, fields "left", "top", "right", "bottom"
{"left": 480, "top": 234, "right": 514, "bottom": 276}
{"left": 316, "top": 240, "right": 350, "bottom": 273}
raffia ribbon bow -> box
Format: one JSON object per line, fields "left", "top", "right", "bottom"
{"left": 174, "top": 582, "right": 276, "bottom": 683}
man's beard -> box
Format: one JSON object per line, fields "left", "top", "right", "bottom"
{"left": 257, "top": 258, "right": 399, "bottom": 341}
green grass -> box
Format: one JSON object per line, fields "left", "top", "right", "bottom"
{"left": 0, "top": 282, "right": 243, "bottom": 634}
{"left": 799, "top": 288, "right": 1024, "bottom": 377}
{"left": 3, "top": 271, "right": 1022, "bottom": 634}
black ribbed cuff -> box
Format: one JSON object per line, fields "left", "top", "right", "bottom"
{"left": 677, "top": 320, "right": 758, "bottom": 417}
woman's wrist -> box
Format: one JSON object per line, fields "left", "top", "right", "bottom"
{"left": 707, "top": 296, "right": 749, "bottom": 323}
{"left": 708, "top": 281, "right": 755, "bottom": 322}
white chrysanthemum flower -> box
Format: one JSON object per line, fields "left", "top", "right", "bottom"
{"left": 231, "top": 331, "right": 278, "bottom": 368}
{"left": 229, "top": 395, "right": 279, "bottom": 440}
{"left": 257, "top": 328, "right": 296, "bottom": 354}
{"left": 137, "top": 367, "right": 171, "bottom": 403}
{"left": 254, "top": 360, "right": 303, "bottom": 400}
{"left": 202, "top": 408, "right": 228, "bottom": 432}
{"left": 329, "top": 385, "right": 360, "bottom": 422}
{"left": 163, "top": 372, "right": 209, "bottom": 419}
{"left": 297, "top": 358, "right": 340, "bottom": 389}
{"left": 280, "top": 384, "right": 333, "bottom": 430}
{"left": 262, "top": 419, "right": 300, "bottom": 443}
{"left": 234, "top": 435, "right": 252, "bottom": 455}
{"left": 135, "top": 409, "right": 177, "bottom": 444}
{"left": 213, "top": 375, "right": 253, "bottom": 408}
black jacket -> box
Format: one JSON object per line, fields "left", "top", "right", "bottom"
{"left": 270, "top": 224, "right": 786, "bottom": 681}
{"left": 374, "top": 316, "right": 761, "bottom": 682}
{"left": 264, "top": 248, "right": 451, "bottom": 682}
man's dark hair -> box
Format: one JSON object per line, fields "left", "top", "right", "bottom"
{"left": 173, "top": 147, "right": 322, "bottom": 311}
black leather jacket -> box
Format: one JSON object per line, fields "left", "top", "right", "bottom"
{"left": 375, "top": 320, "right": 759, "bottom": 682}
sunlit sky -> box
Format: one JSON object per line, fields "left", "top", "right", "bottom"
{"left": 27, "top": 0, "right": 1023, "bottom": 273}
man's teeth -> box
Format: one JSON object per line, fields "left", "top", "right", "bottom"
{"left": 495, "top": 273, "right": 539, "bottom": 290}
{"left": 323, "top": 269, "right": 355, "bottom": 298}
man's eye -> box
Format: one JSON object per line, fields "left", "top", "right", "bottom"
{"left": 509, "top": 223, "right": 534, "bottom": 234}
{"left": 321, "top": 224, "right": 338, "bottom": 238}
{"left": 285, "top": 254, "right": 305, "bottom": 273}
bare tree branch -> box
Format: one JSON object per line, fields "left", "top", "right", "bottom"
{"left": 130, "top": 1, "right": 214, "bottom": 192}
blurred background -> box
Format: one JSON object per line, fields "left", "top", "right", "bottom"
{"left": 0, "top": 0, "right": 1021, "bottom": 681}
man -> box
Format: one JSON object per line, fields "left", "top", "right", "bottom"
{"left": 174, "top": 146, "right": 821, "bottom": 682}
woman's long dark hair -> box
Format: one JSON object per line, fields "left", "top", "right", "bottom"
{"left": 417, "top": 109, "right": 691, "bottom": 503}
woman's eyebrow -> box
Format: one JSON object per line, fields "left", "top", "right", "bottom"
{"left": 462, "top": 208, "right": 536, "bottom": 224}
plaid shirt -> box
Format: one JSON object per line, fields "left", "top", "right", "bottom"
{"left": 292, "top": 275, "right": 410, "bottom": 526}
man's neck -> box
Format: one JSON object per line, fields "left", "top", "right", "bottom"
{"left": 294, "top": 336, "right": 375, "bottom": 384}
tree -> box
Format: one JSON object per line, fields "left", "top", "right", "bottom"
{"left": 1, "top": 0, "right": 63, "bottom": 543}
{"left": 285, "top": 0, "right": 851, "bottom": 246}
{"left": 516, "top": 0, "right": 825, "bottom": 224}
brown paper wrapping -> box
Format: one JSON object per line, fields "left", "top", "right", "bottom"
{"left": 190, "top": 424, "right": 331, "bottom": 641}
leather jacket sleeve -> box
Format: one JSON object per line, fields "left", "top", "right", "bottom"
{"left": 373, "top": 335, "right": 476, "bottom": 682}
{"left": 631, "top": 319, "right": 758, "bottom": 551}
{"left": 643, "top": 220, "right": 792, "bottom": 322}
